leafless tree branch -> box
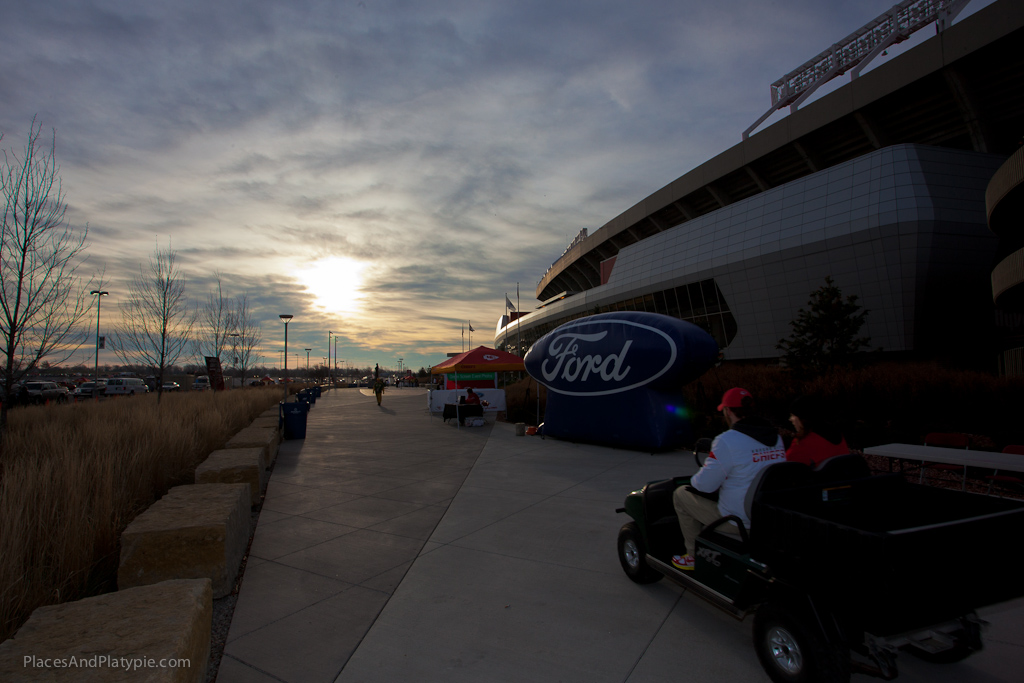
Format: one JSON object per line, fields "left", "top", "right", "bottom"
{"left": 1, "top": 118, "right": 90, "bottom": 435}
{"left": 111, "top": 243, "right": 196, "bottom": 403}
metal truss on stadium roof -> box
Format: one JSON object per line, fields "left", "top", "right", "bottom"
{"left": 743, "top": 0, "right": 972, "bottom": 140}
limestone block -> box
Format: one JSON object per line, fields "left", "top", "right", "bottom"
{"left": 195, "top": 448, "right": 265, "bottom": 500}
{"left": 249, "top": 415, "right": 279, "bottom": 430}
{"left": 119, "top": 484, "right": 251, "bottom": 598}
{"left": 0, "top": 579, "right": 212, "bottom": 683}
{"left": 258, "top": 406, "right": 278, "bottom": 418}
{"left": 225, "top": 426, "right": 278, "bottom": 468}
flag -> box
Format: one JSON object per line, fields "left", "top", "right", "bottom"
{"left": 468, "top": 321, "right": 475, "bottom": 332}
{"left": 505, "top": 294, "right": 516, "bottom": 311}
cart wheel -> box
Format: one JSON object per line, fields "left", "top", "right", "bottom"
{"left": 617, "top": 522, "right": 662, "bottom": 584}
{"left": 753, "top": 602, "right": 850, "bottom": 683}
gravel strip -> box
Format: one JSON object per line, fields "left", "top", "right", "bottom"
{"left": 205, "top": 463, "right": 273, "bottom": 683}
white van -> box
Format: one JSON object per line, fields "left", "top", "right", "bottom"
{"left": 103, "top": 377, "right": 148, "bottom": 396}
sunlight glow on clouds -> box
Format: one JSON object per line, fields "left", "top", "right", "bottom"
{"left": 295, "top": 257, "right": 369, "bottom": 315}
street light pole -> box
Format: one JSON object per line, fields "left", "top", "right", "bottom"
{"left": 304, "top": 348, "right": 311, "bottom": 378}
{"left": 328, "top": 330, "right": 333, "bottom": 388}
{"left": 229, "top": 333, "right": 240, "bottom": 387}
{"left": 90, "top": 290, "right": 109, "bottom": 396}
{"left": 280, "top": 315, "right": 293, "bottom": 397}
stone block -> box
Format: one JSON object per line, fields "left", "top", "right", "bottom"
{"left": 225, "top": 426, "right": 278, "bottom": 468}
{"left": 0, "top": 579, "right": 212, "bottom": 683}
{"left": 195, "top": 448, "right": 265, "bottom": 500}
{"left": 249, "top": 415, "right": 279, "bottom": 430}
{"left": 119, "top": 484, "right": 251, "bottom": 598}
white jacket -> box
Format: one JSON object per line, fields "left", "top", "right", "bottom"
{"left": 691, "top": 427, "right": 786, "bottom": 528}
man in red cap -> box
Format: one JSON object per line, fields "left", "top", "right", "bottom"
{"left": 671, "top": 387, "right": 785, "bottom": 570}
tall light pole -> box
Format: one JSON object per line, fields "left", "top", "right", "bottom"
{"left": 280, "top": 315, "right": 293, "bottom": 396}
{"left": 90, "top": 290, "right": 109, "bottom": 394}
{"left": 304, "top": 348, "right": 311, "bottom": 378}
{"left": 328, "top": 330, "right": 333, "bottom": 387}
{"left": 229, "top": 333, "right": 240, "bottom": 386}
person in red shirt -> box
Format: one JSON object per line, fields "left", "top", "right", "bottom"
{"left": 785, "top": 396, "right": 849, "bottom": 467}
{"left": 463, "top": 388, "right": 488, "bottom": 407}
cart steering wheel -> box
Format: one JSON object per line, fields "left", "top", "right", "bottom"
{"left": 693, "top": 437, "right": 712, "bottom": 468}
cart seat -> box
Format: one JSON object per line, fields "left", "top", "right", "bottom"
{"left": 812, "top": 453, "right": 870, "bottom": 484}
{"left": 743, "top": 462, "right": 814, "bottom": 526}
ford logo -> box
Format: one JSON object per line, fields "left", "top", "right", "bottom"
{"left": 525, "top": 312, "right": 718, "bottom": 397}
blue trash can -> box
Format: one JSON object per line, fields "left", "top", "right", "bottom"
{"left": 313, "top": 386, "right": 322, "bottom": 398}
{"left": 280, "top": 401, "right": 309, "bottom": 440}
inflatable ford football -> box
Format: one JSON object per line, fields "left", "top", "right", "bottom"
{"left": 524, "top": 312, "right": 719, "bottom": 452}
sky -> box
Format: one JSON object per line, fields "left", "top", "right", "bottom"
{"left": 0, "top": 0, "right": 994, "bottom": 375}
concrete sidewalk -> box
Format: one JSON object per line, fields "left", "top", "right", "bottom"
{"left": 219, "top": 388, "right": 1024, "bottom": 683}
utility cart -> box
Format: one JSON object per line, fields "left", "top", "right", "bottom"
{"left": 616, "top": 454, "right": 1024, "bottom": 681}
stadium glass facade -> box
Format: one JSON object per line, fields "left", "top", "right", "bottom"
{"left": 496, "top": 144, "right": 1004, "bottom": 363}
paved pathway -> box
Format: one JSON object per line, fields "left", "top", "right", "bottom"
{"left": 218, "top": 387, "right": 1024, "bottom": 683}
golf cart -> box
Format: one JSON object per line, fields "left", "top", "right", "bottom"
{"left": 616, "top": 452, "right": 1024, "bottom": 681}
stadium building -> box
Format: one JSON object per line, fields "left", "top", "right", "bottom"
{"left": 495, "top": 0, "right": 1024, "bottom": 372}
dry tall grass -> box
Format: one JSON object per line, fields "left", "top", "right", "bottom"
{"left": 0, "top": 387, "right": 282, "bottom": 642}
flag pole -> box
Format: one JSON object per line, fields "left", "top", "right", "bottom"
{"left": 517, "top": 283, "right": 521, "bottom": 359}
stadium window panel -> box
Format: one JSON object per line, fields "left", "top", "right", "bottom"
{"left": 676, "top": 286, "right": 693, "bottom": 317}
{"left": 690, "top": 315, "right": 712, "bottom": 336}
{"left": 723, "top": 311, "right": 738, "bottom": 345}
{"left": 707, "top": 314, "right": 728, "bottom": 347}
{"left": 664, "top": 287, "right": 681, "bottom": 317}
{"left": 688, "top": 282, "right": 706, "bottom": 316}
{"left": 714, "top": 281, "right": 731, "bottom": 312}
{"left": 653, "top": 290, "right": 668, "bottom": 315}
{"left": 701, "top": 279, "right": 722, "bottom": 313}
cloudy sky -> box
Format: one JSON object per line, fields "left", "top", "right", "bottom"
{"left": 0, "top": 0, "right": 992, "bottom": 374}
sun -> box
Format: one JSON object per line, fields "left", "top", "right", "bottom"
{"left": 295, "top": 256, "right": 368, "bottom": 314}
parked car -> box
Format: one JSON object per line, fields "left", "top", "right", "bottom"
{"left": 73, "top": 382, "right": 100, "bottom": 399}
{"left": 104, "top": 377, "right": 148, "bottom": 396}
{"left": 192, "top": 376, "right": 211, "bottom": 391}
{"left": 161, "top": 382, "right": 181, "bottom": 392}
{"left": 22, "top": 381, "right": 69, "bottom": 404}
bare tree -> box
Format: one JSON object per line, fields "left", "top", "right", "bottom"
{"left": 232, "top": 293, "right": 261, "bottom": 383}
{"left": 112, "top": 243, "right": 196, "bottom": 403}
{"left": 1, "top": 119, "right": 90, "bottom": 435}
{"left": 194, "top": 273, "right": 236, "bottom": 369}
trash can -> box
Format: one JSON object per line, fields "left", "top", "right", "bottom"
{"left": 313, "top": 386, "right": 322, "bottom": 398}
{"left": 280, "top": 401, "right": 309, "bottom": 440}
{"left": 297, "top": 391, "right": 311, "bottom": 408}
